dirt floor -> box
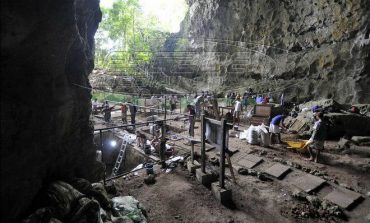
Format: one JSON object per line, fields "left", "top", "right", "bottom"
{"left": 96, "top": 108, "right": 370, "bottom": 223}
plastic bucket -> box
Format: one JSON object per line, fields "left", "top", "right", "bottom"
{"left": 165, "top": 147, "right": 174, "bottom": 156}
{"left": 144, "top": 163, "right": 154, "bottom": 175}
{"left": 144, "top": 145, "right": 151, "bottom": 155}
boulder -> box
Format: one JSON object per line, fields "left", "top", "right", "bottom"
{"left": 326, "top": 113, "right": 370, "bottom": 138}
{"left": 298, "top": 99, "right": 344, "bottom": 113}
{"left": 351, "top": 136, "right": 370, "bottom": 146}
{"left": 112, "top": 196, "right": 147, "bottom": 223}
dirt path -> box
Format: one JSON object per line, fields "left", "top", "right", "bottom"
{"left": 113, "top": 167, "right": 293, "bottom": 223}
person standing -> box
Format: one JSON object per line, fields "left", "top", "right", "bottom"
{"left": 187, "top": 105, "right": 196, "bottom": 137}
{"left": 170, "top": 95, "right": 177, "bottom": 114}
{"left": 242, "top": 91, "right": 248, "bottom": 110}
{"left": 92, "top": 98, "right": 98, "bottom": 115}
{"left": 194, "top": 95, "right": 203, "bottom": 119}
{"left": 269, "top": 113, "right": 287, "bottom": 144}
{"left": 233, "top": 97, "right": 242, "bottom": 126}
{"left": 102, "top": 101, "right": 115, "bottom": 123}
{"left": 302, "top": 112, "right": 327, "bottom": 163}
{"left": 280, "top": 93, "right": 284, "bottom": 106}
{"left": 128, "top": 102, "right": 137, "bottom": 126}
{"left": 120, "top": 102, "right": 128, "bottom": 124}
{"left": 230, "top": 92, "right": 236, "bottom": 104}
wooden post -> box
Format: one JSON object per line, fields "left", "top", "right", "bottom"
{"left": 219, "top": 118, "right": 227, "bottom": 188}
{"left": 179, "top": 96, "right": 182, "bottom": 113}
{"left": 201, "top": 114, "right": 206, "bottom": 173}
{"left": 191, "top": 142, "right": 194, "bottom": 164}
{"left": 164, "top": 96, "right": 167, "bottom": 121}
{"left": 144, "top": 98, "right": 146, "bottom": 116}
{"left": 99, "top": 130, "right": 103, "bottom": 151}
{"left": 226, "top": 153, "right": 236, "bottom": 183}
{"left": 160, "top": 122, "right": 166, "bottom": 166}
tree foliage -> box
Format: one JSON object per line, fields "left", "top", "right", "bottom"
{"left": 95, "top": 0, "right": 170, "bottom": 74}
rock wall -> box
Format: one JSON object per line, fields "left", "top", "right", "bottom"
{"left": 1, "top": 0, "right": 101, "bottom": 222}
{"left": 163, "top": 0, "right": 370, "bottom": 103}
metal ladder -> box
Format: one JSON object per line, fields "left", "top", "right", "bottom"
{"left": 111, "top": 135, "right": 131, "bottom": 177}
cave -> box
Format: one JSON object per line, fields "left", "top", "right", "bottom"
{"left": 1, "top": 0, "right": 102, "bottom": 222}
{"left": 1, "top": 0, "right": 370, "bottom": 222}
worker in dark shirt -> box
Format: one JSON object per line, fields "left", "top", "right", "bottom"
{"left": 302, "top": 112, "right": 327, "bottom": 163}
{"left": 128, "top": 102, "right": 137, "bottom": 127}
{"left": 102, "top": 101, "right": 115, "bottom": 123}
{"left": 187, "top": 104, "right": 196, "bottom": 137}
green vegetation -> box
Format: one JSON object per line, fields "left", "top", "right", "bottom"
{"left": 95, "top": 0, "right": 170, "bottom": 72}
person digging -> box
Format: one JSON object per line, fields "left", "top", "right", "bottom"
{"left": 269, "top": 112, "right": 288, "bottom": 144}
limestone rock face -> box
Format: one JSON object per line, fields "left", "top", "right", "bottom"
{"left": 1, "top": 0, "right": 101, "bottom": 222}
{"left": 169, "top": 0, "right": 370, "bottom": 103}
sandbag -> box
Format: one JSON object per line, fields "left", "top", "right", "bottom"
{"left": 246, "top": 125, "right": 259, "bottom": 145}
{"left": 257, "top": 124, "right": 270, "bottom": 147}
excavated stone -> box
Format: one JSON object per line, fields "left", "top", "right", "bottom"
{"left": 324, "top": 188, "right": 362, "bottom": 209}
{"left": 292, "top": 174, "right": 326, "bottom": 193}
{"left": 264, "top": 163, "right": 291, "bottom": 179}
{"left": 237, "top": 154, "right": 263, "bottom": 168}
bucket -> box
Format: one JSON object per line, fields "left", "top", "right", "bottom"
{"left": 144, "top": 162, "right": 154, "bottom": 175}
{"left": 165, "top": 147, "right": 174, "bottom": 156}
{"left": 234, "top": 125, "right": 239, "bottom": 131}
{"left": 144, "top": 145, "right": 151, "bottom": 155}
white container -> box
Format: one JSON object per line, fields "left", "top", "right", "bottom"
{"left": 96, "top": 150, "right": 102, "bottom": 162}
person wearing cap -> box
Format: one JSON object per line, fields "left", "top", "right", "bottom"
{"left": 302, "top": 112, "right": 327, "bottom": 163}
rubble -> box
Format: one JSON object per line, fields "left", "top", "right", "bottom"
{"left": 112, "top": 196, "right": 147, "bottom": 223}
{"left": 337, "top": 137, "right": 370, "bottom": 157}
{"left": 143, "top": 174, "right": 156, "bottom": 185}
{"left": 22, "top": 180, "right": 148, "bottom": 223}
{"left": 237, "top": 168, "right": 272, "bottom": 181}
{"left": 290, "top": 190, "right": 347, "bottom": 220}
{"left": 285, "top": 99, "right": 370, "bottom": 139}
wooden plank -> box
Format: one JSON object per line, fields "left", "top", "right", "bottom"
{"left": 254, "top": 104, "right": 272, "bottom": 117}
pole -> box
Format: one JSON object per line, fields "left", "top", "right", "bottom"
{"left": 164, "top": 96, "right": 167, "bottom": 120}
{"left": 179, "top": 96, "right": 182, "bottom": 114}
{"left": 219, "top": 118, "right": 227, "bottom": 188}
{"left": 160, "top": 122, "right": 166, "bottom": 168}
{"left": 191, "top": 142, "right": 194, "bottom": 164}
{"left": 99, "top": 129, "right": 106, "bottom": 185}
{"left": 201, "top": 114, "right": 206, "bottom": 173}
{"left": 99, "top": 130, "right": 103, "bottom": 151}
{"left": 144, "top": 98, "right": 146, "bottom": 116}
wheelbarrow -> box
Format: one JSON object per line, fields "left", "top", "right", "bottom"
{"left": 284, "top": 140, "right": 308, "bottom": 155}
